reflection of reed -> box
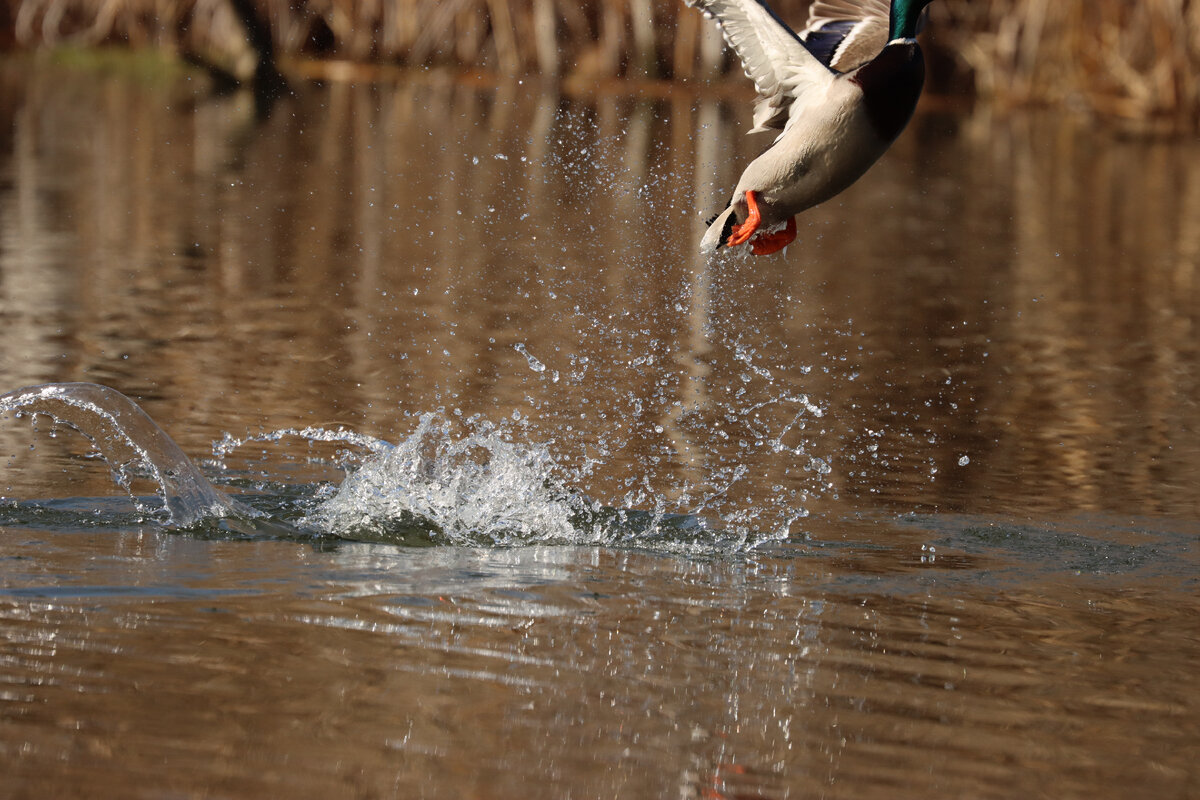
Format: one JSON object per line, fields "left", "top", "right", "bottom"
{"left": 2, "top": 64, "right": 1199, "bottom": 519}
{"left": 4, "top": 541, "right": 1190, "bottom": 798}
{"left": 7, "top": 0, "right": 1200, "bottom": 122}
{"left": 989, "top": 114, "right": 1200, "bottom": 513}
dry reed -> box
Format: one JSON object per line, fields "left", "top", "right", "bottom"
{"left": 5, "top": 0, "right": 1200, "bottom": 123}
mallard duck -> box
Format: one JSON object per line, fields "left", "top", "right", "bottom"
{"left": 689, "top": 0, "right": 935, "bottom": 255}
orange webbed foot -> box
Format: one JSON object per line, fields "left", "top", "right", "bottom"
{"left": 750, "top": 216, "right": 797, "bottom": 255}
{"left": 725, "top": 190, "right": 763, "bottom": 248}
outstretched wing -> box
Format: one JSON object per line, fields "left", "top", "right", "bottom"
{"left": 799, "top": 0, "right": 892, "bottom": 73}
{"left": 686, "top": 0, "right": 836, "bottom": 133}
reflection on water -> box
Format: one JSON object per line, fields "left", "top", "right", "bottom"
{"left": 2, "top": 63, "right": 1198, "bottom": 526}
{"left": 1, "top": 526, "right": 1197, "bottom": 799}
{"left": 1, "top": 60, "right": 1199, "bottom": 797}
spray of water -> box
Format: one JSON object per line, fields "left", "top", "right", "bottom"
{"left": 1, "top": 382, "right": 787, "bottom": 551}
{"left": 0, "top": 382, "right": 255, "bottom": 526}
{"left": 211, "top": 413, "right": 589, "bottom": 545}
{"left": 300, "top": 413, "right": 584, "bottom": 544}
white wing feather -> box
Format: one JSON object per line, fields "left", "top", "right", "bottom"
{"left": 802, "top": 0, "right": 893, "bottom": 72}
{"left": 685, "top": 0, "right": 835, "bottom": 133}
{"left": 804, "top": 0, "right": 892, "bottom": 31}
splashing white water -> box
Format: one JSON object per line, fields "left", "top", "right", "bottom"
{"left": 214, "top": 414, "right": 777, "bottom": 550}
{"left": 300, "top": 413, "right": 584, "bottom": 545}
{"left": 1, "top": 383, "right": 783, "bottom": 550}
{"left": 0, "top": 382, "right": 253, "bottom": 526}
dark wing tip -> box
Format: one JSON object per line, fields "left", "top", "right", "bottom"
{"left": 799, "top": 20, "right": 859, "bottom": 70}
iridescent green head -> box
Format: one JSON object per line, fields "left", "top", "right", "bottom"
{"left": 890, "top": 0, "right": 934, "bottom": 40}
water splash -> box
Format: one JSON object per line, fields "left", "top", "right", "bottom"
{"left": 301, "top": 413, "right": 585, "bottom": 545}
{"left": 209, "top": 414, "right": 588, "bottom": 545}
{"left": 513, "top": 342, "right": 559, "bottom": 383}
{"left": 0, "top": 382, "right": 782, "bottom": 551}
{"left": 0, "top": 383, "right": 255, "bottom": 526}
{"left": 212, "top": 414, "right": 778, "bottom": 550}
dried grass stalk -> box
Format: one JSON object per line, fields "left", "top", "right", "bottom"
{"left": 6, "top": 0, "right": 1200, "bottom": 123}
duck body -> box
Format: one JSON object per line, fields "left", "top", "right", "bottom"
{"left": 690, "top": 0, "right": 933, "bottom": 255}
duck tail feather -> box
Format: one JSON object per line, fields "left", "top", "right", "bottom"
{"left": 700, "top": 206, "right": 738, "bottom": 254}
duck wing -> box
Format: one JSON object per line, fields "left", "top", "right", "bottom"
{"left": 686, "top": 0, "right": 836, "bottom": 134}
{"left": 800, "top": 0, "right": 922, "bottom": 72}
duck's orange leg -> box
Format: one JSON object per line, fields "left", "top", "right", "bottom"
{"left": 750, "top": 216, "right": 797, "bottom": 255}
{"left": 726, "top": 190, "right": 763, "bottom": 247}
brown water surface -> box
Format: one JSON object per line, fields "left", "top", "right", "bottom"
{"left": 0, "top": 59, "right": 1198, "bottom": 798}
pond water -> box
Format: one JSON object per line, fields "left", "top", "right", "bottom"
{"left": 1, "top": 58, "right": 1198, "bottom": 798}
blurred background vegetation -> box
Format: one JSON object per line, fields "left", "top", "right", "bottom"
{"left": 2, "top": 0, "right": 1199, "bottom": 125}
